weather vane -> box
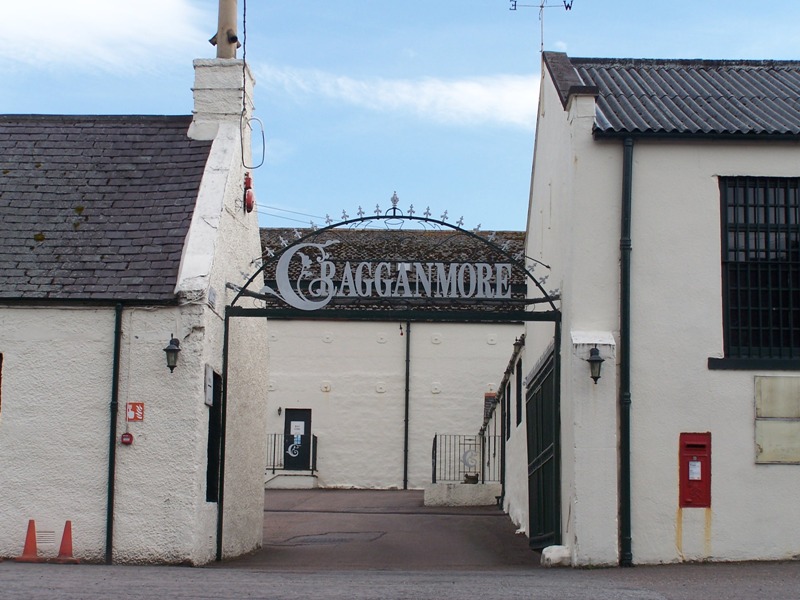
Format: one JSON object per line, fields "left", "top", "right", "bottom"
{"left": 509, "top": 1, "right": 573, "bottom": 52}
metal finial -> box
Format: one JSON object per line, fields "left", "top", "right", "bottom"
{"left": 424, "top": 207, "right": 432, "bottom": 218}
{"left": 456, "top": 216, "right": 464, "bottom": 227}
{"left": 325, "top": 214, "right": 333, "bottom": 226}
{"left": 310, "top": 221, "right": 317, "bottom": 230}
{"left": 279, "top": 235, "right": 289, "bottom": 247}
{"left": 473, "top": 224, "right": 481, "bottom": 233}
{"left": 408, "top": 204, "right": 415, "bottom": 216}
{"left": 357, "top": 206, "right": 365, "bottom": 218}
{"left": 391, "top": 191, "right": 399, "bottom": 207}
{"left": 441, "top": 210, "right": 449, "bottom": 221}
{"left": 375, "top": 204, "right": 381, "bottom": 216}
{"left": 293, "top": 229, "right": 301, "bottom": 239}
{"left": 342, "top": 209, "right": 349, "bottom": 220}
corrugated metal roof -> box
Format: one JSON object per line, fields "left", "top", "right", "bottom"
{"left": 544, "top": 52, "right": 800, "bottom": 137}
{"left": 0, "top": 115, "right": 213, "bottom": 301}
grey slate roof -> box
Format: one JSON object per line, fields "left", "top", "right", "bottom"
{"left": 543, "top": 51, "right": 800, "bottom": 137}
{"left": 0, "top": 115, "right": 213, "bottom": 301}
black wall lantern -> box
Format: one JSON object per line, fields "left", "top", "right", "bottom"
{"left": 587, "top": 346, "right": 604, "bottom": 384}
{"left": 164, "top": 334, "right": 181, "bottom": 373}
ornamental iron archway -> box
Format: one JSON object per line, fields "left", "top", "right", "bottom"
{"left": 228, "top": 194, "right": 560, "bottom": 322}
{"left": 215, "top": 194, "right": 562, "bottom": 560}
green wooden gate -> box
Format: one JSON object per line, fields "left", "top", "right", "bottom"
{"left": 526, "top": 339, "right": 560, "bottom": 549}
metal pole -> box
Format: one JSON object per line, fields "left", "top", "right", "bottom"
{"left": 403, "top": 321, "right": 411, "bottom": 489}
{"left": 480, "top": 432, "right": 486, "bottom": 484}
{"left": 216, "top": 310, "right": 231, "bottom": 561}
{"left": 500, "top": 388, "right": 506, "bottom": 505}
{"left": 215, "top": 0, "right": 239, "bottom": 59}
{"left": 105, "top": 303, "right": 123, "bottom": 565}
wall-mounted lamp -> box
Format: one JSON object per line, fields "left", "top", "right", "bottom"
{"left": 587, "top": 346, "right": 604, "bottom": 384}
{"left": 163, "top": 334, "right": 181, "bottom": 373}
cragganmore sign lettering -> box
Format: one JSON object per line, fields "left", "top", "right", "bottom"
{"left": 260, "top": 240, "right": 513, "bottom": 311}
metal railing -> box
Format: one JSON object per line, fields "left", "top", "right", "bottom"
{"left": 266, "top": 433, "right": 318, "bottom": 475}
{"left": 431, "top": 434, "right": 501, "bottom": 484}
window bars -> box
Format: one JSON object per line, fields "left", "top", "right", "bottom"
{"left": 720, "top": 177, "right": 800, "bottom": 359}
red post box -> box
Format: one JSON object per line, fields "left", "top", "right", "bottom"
{"left": 679, "top": 432, "right": 711, "bottom": 507}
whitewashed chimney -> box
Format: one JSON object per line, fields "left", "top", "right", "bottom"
{"left": 188, "top": 0, "right": 255, "bottom": 141}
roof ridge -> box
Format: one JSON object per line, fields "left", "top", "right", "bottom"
{"left": 0, "top": 114, "right": 193, "bottom": 122}
{"left": 570, "top": 57, "right": 800, "bottom": 69}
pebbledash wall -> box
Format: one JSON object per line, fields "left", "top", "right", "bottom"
{"left": 0, "top": 59, "right": 268, "bottom": 564}
{"left": 265, "top": 319, "right": 521, "bottom": 488}
{"left": 182, "top": 59, "right": 269, "bottom": 562}
{"left": 512, "top": 53, "right": 800, "bottom": 566}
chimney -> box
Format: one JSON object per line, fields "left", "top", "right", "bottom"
{"left": 188, "top": 0, "right": 255, "bottom": 141}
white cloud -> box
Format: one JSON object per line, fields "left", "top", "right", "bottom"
{"left": 259, "top": 65, "right": 539, "bottom": 130}
{"left": 0, "top": 0, "right": 211, "bottom": 72}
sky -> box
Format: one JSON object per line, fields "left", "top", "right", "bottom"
{"left": 2, "top": 1, "right": 800, "bottom": 232}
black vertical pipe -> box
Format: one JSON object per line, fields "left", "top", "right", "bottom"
{"left": 619, "top": 137, "right": 634, "bottom": 567}
{"left": 403, "top": 321, "right": 411, "bottom": 490}
{"left": 105, "top": 303, "right": 123, "bottom": 565}
{"left": 216, "top": 310, "right": 231, "bottom": 561}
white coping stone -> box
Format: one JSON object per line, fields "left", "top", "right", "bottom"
{"left": 423, "top": 483, "right": 502, "bottom": 507}
{"left": 570, "top": 330, "right": 616, "bottom": 346}
{"left": 541, "top": 545, "right": 572, "bottom": 567}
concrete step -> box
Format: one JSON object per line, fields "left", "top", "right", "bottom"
{"left": 265, "top": 471, "right": 318, "bottom": 490}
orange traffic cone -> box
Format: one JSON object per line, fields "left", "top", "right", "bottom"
{"left": 52, "top": 520, "right": 79, "bottom": 564}
{"left": 15, "top": 520, "right": 45, "bottom": 563}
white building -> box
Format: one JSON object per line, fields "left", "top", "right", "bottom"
{"left": 500, "top": 52, "right": 800, "bottom": 566}
{"left": 0, "top": 58, "right": 269, "bottom": 565}
{"left": 259, "top": 227, "right": 526, "bottom": 491}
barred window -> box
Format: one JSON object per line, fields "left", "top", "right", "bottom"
{"left": 720, "top": 177, "right": 800, "bottom": 360}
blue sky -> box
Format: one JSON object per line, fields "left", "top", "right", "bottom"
{"left": 3, "top": 1, "right": 800, "bottom": 231}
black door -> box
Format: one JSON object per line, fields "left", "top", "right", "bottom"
{"left": 283, "top": 409, "right": 312, "bottom": 471}
{"left": 526, "top": 349, "right": 560, "bottom": 549}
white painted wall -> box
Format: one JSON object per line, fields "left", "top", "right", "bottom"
{"left": 523, "top": 59, "right": 800, "bottom": 565}
{"left": 0, "top": 307, "right": 117, "bottom": 562}
{"left": 0, "top": 59, "right": 267, "bottom": 565}
{"left": 521, "top": 65, "right": 621, "bottom": 566}
{"left": 628, "top": 139, "right": 800, "bottom": 564}
{"left": 0, "top": 304, "right": 224, "bottom": 564}
{"left": 265, "top": 320, "right": 521, "bottom": 489}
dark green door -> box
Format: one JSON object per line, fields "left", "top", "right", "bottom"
{"left": 526, "top": 350, "right": 560, "bottom": 549}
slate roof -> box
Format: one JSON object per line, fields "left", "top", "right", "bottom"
{"left": 258, "top": 227, "right": 530, "bottom": 314}
{"left": 0, "top": 115, "right": 213, "bottom": 302}
{"left": 543, "top": 51, "right": 800, "bottom": 138}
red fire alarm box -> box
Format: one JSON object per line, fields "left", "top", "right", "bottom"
{"left": 679, "top": 432, "right": 711, "bottom": 508}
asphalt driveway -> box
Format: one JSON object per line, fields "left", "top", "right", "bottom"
{"left": 223, "top": 489, "right": 539, "bottom": 571}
